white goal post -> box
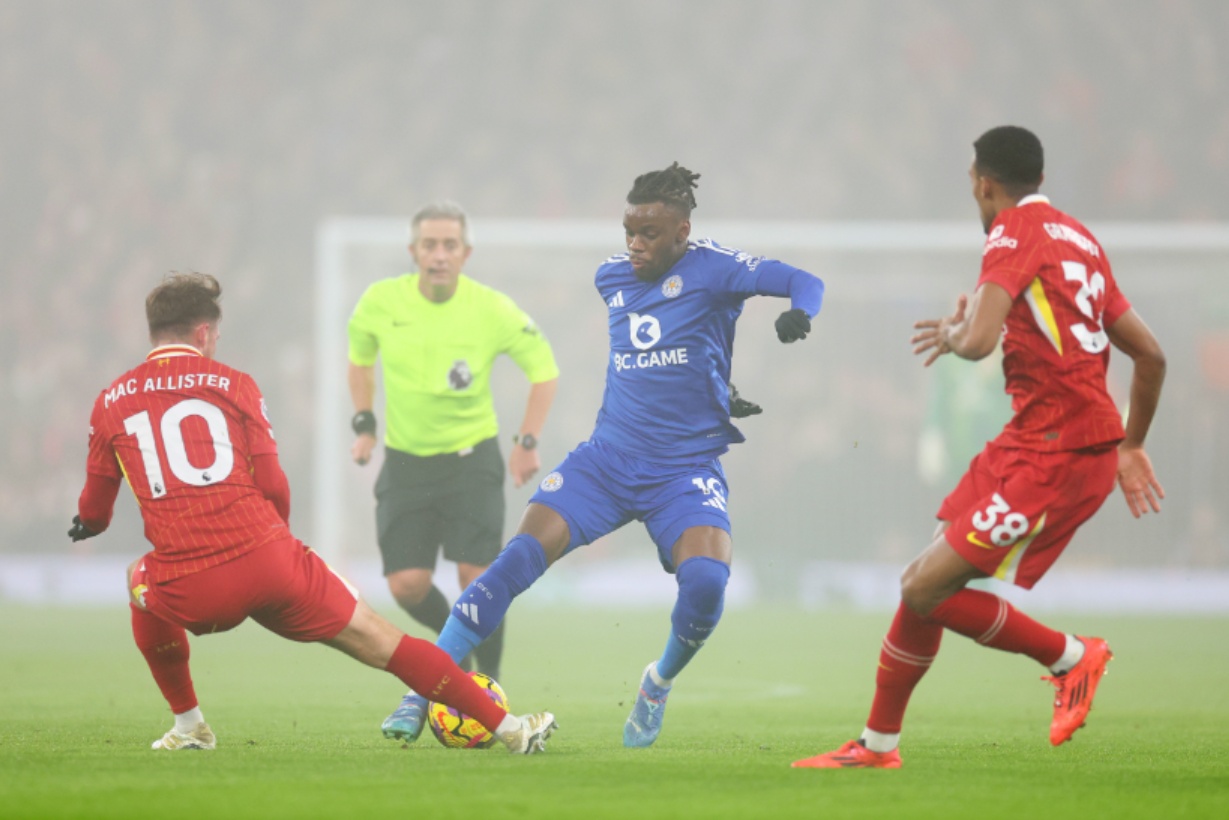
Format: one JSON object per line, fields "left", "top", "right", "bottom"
{"left": 313, "top": 218, "right": 1229, "bottom": 604}
{"left": 312, "top": 218, "right": 981, "bottom": 561}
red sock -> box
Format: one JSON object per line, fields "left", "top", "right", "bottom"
{"left": 384, "top": 635, "right": 507, "bottom": 732}
{"left": 867, "top": 603, "right": 944, "bottom": 734}
{"left": 930, "top": 588, "right": 1065, "bottom": 666}
{"left": 130, "top": 604, "right": 198, "bottom": 714}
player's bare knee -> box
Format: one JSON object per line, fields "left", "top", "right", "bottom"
{"left": 899, "top": 568, "right": 942, "bottom": 618}
{"left": 518, "top": 503, "right": 570, "bottom": 564}
{"left": 899, "top": 556, "right": 922, "bottom": 595}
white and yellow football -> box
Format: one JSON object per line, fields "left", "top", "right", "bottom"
{"left": 427, "top": 672, "right": 509, "bottom": 749}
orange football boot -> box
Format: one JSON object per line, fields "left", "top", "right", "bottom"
{"left": 792, "top": 739, "right": 902, "bottom": 769}
{"left": 1043, "top": 636, "right": 1113, "bottom": 746}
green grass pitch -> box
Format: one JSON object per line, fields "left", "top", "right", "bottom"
{"left": 2, "top": 604, "right": 1228, "bottom": 819}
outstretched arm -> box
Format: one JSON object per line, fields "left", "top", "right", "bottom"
{"left": 1106, "top": 308, "right": 1166, "bottom": 517}
{"left": 754, "top": 264, "right": 824, "bottom": 343}
{"left": 911, "top": 283, "right": 1012, "bottom": 366}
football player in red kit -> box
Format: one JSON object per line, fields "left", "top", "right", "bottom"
{"left": 794, "top": 126, "right": 1166, "bottom": 769}
{"left": 71, "top": 272, "right": 556, "bottom": 753}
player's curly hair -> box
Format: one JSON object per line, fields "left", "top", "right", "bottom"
{"left": 146, "top": 272, "right": 222, "bottom": 340}
{"left": 627, "top": 162, "right": 700, "bottom": 215}
{"left": 974, "top": 126, "right": 1044, "bottom": 197}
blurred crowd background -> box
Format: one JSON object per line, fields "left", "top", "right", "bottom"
{"left": 3, "top": 0, "right": 1227, "bottom": 602}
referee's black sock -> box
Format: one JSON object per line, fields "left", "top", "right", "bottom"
{"left": 403, "top": 584, "right": 451, "bottom": 633}
{"left": 403, "top": 584, "right": 473, "bottom": 671}
{"left": 474, "top": 619, "right": 506, "bottom": 682}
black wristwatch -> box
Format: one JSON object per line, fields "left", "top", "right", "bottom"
{"left": 513, "top": 432, "right": 538, "bottom": 450}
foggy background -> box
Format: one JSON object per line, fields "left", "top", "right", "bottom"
{"left": 3, "top": 0, "right": 1227, "bottom": 610}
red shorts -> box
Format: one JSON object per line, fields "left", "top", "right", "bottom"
{"left": 131, "top": 538, "right": 359, "bottom": 641}
{"left": 939, "top": 444, "right": 1118, "bottom": 589}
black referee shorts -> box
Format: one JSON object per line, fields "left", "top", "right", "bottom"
{"left": 374, "top": 437, "right": 506, "bottom": 575}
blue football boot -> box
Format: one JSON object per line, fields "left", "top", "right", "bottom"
{"left": 623, "top": 663, "right": 672, "bottom": 748}
{"left": 381, "top": 692, "right": 428, "bottom": 742}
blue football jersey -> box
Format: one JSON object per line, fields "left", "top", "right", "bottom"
{"left": 591, "top": 238, "right": 799, "bottom": 464}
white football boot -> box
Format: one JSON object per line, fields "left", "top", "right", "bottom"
{"left": 499, "top": 712, "right": 558, "bottom": 754}
{"left": 151, "top": 721, "right": 216, "bottom": 751}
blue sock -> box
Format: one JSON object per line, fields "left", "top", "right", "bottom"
{"left": 436, "top": 533, "right": 548, "bottom": 665}
{"left": 656, "top": 556, "right": 730, "bottom": 681}
{"left": 436, "top": 620, "right": 484, "bottom": 668}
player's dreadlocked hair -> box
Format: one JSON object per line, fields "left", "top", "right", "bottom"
{"left": 146, "top": 271, "right": 222, "bottom": 341}
{"left": 974, "top": 126, "right": 1044, "bottom": 197}
{"left": 627, "top": 162, "right": 700, "bottom": 215}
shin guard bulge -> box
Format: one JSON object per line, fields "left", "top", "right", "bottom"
{"left": 657, "top": 556, "right": 729, "bottom": 680}
{"left": 131, "top": 604, "right": 198, "bottom": 714}
{"left": 867, "top": 602, "right": 943, "bottom": 735}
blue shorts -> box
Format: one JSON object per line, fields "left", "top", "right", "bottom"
{"left": 529, "top": 438, "right": 731, "bottom": 572}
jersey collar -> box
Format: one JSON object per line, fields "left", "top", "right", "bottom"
{"left": 1016, "top": 194, "right": 1051, "bottom": 207}
{"left": 147, "top": 344, "right": 204, "bottom": 361}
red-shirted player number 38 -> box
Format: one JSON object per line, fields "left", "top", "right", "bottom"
{"left": 122, "top": 398, "right": 235, "bottom": 498}
{"left": 971, "top": 492, "right": 1030, "bottom": 546}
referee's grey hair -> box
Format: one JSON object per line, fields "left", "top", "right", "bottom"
{"left": 410, "top": 201, "right": 473, "bottom": 247}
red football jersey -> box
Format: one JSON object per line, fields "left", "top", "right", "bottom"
{"left": 978, "top": 196, "right": 1130, "bottom": 452}
{"left": 86, "top": 344, "right": 291, "bottom": 581}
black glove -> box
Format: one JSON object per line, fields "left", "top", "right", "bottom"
{"left": 68, "top": 515, "right": 100, "bottom": 542}
{"left": 775, "top": 308, "right": 811, "bottom": 343}
{"left": 728, "top": 382, "right": 762, "bottom": 418}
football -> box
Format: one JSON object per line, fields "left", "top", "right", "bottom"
{"left": 427, "top": 672, "right": 510, "bottom": 749}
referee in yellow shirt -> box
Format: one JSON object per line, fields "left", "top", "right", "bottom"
{"left": 347, "top": 201, "right": 559, "bottom": 681}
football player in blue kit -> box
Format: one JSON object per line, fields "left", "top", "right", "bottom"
{"left": 381, "top": 162, "right": 825, "bottom": 747}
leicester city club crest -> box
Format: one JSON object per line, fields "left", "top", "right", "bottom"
{"left": 540, "top": 471, "right": 563, "bottom": 492}
{"left": 661, "top": 275, "right": 683, "bottom": 298}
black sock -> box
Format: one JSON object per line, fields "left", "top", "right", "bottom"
{"left": 402, "top": 584, "right": 472, "bottom": 671}
{"left": 402, "top": 584, "right": 450, "bottom": 633}
{"left": 474, "top": 618, "right": 506, "bottom": 681}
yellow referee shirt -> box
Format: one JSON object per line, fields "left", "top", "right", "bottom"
{"left": 348, "top": 273, "right": 559, "bottom": 456}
